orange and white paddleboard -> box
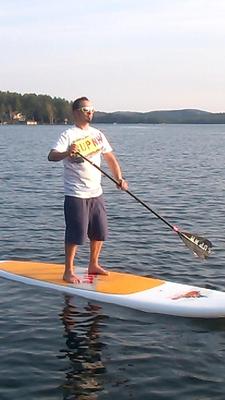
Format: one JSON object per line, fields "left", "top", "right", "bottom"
{"left": 1, "top": 260, "right": 225, "bottom": 318}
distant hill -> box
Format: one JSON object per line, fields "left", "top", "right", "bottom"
{"left": 94, "top": 109, "right": 225, "bottom": 124}
{"left": 1, "top": 91, "right": 225, "bottom": 124}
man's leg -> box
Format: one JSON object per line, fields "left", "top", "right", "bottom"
{"left": 88, "top": 240, "right": 109, "bottom": 275}
{"left": 88, "top": 196, "right": 108, "bottom": 275}
{"left": 64, "top": 196, "right": 87, "bottom": 283}
{"left": 63, "top": 243, "right": 81, "bottom": 283}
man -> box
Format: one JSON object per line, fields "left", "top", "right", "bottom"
{"left": 48, "top": 97, "right": 128, "bottom": 283}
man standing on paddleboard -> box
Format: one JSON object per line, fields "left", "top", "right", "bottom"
{"left": 48, "top": 97, "right": 128, "bottom": 283}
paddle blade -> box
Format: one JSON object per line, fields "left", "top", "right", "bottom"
{"left": 178, "top": 231, "right": 213, "bottom": 259}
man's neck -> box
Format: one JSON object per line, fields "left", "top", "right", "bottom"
{"left": 75, "top": 122, "right": 90, "bottom": 130}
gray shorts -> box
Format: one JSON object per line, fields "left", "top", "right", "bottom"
{"left": 64, "top": 195, "right": 108, "bottom": 245}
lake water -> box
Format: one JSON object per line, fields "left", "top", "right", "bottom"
{"left": 1, "top": 123, "right": 225, "bottom": 399}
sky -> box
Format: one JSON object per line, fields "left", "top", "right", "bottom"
{"left": 1, "top": 0, "right": 225, "bottom": 112}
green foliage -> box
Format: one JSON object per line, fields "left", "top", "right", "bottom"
{"left": 0, "top": 91, "right": 73, "bottom": 124}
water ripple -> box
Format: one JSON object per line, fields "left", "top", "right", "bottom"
{"left": 1, "top": 124, "right": 225, "bottom": 399}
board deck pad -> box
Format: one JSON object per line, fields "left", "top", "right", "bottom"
{"left": 0, "top": 261, "right": 164, "bottom": 294}
{"left": 1, "top": 260, "right": 225, "bottom": 318}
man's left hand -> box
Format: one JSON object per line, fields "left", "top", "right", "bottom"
{"left": 117, "top": 178, "right": 128, "bottom": 191}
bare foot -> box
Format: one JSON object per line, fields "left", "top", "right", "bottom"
{"left": 88, "top": 265, "right": 109, "bottom": 276}
{"left": 63, "top": 272, "right": 81, "bottom": 284}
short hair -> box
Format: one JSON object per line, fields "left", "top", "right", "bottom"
{"left": 72, "top": 97, "right": 89, "bottom": 111}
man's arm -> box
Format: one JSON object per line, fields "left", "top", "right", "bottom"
{"left": 48, "top": 149, "right": 69, "bottom": 162}
{"left": 48, "top": 141, "right": 78, "bottom": 162}
{"left": 103, "top": 152, "right": 128, "bottom": 190}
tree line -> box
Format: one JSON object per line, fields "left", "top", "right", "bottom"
{"left": 1, "top": 90, "right": 225, "bottom": 124}
{"left": 0, "top": 91, "right": 73, "bottom": 124}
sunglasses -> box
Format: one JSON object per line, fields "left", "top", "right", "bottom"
{"left": 78, "top": 106, "right": 95, "bottom": 113}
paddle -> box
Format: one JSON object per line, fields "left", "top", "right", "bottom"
{"left": 75, "top": 152, "right": 213, "bottom": 260}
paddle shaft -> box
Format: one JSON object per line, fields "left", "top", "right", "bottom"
{"left": 76, "top": 152, "right": 175, "bottom": 232}
{"left": 75, "top": 152, "right": 212, "bottom": 259}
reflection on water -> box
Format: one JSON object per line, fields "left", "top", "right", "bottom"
{"left": 59, "top": 295, "right": 106, "bottom": 399}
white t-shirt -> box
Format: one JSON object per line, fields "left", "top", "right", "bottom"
{"left": 52, "top": 125, "right": 112, "bottom": 198}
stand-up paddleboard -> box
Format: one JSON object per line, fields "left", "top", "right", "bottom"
{"left": 0, "top": 260, "right": 225, "bottom": 318}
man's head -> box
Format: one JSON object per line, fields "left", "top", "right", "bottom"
{"left": 72, "top": 97, "right": 95, "bottom": 126}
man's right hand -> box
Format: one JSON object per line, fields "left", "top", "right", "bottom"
{"left": 68, "top": 143, "right": 78, "bottom": 158}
